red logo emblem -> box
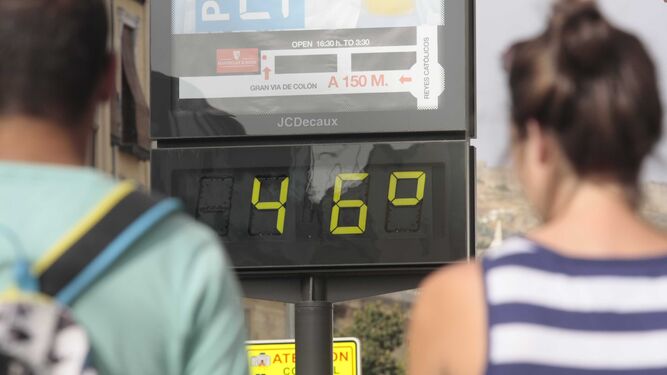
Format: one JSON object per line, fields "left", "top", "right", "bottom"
{"left": 216, "top": 48, "right": 260, "bottom": 74}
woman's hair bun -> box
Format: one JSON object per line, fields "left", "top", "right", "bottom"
{"left": 550, "top": 0, "right": 615, "bottom": 73}
{"left": 506, "top": 0, "right": 662, "bottom": 187}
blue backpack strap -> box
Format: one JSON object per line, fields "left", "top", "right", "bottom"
{"left": 33, "top": 181, "right": 182, "bottom": 305}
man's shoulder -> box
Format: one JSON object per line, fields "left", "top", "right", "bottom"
{"left": 86, "top": 200, "right": 232, "bottom": 303}
{"left": 150, "top": 210, "right": 220, "bottom": 249}
{"left": 70, "top": 197, "right": 239, "bottom": 375}
{"left": 137, "top": 203, "right": 223, "bottom": 255}
{"left": 132, "top": 202, "right": 232, "bottom": 275}
{"left": 108, "top": 184, "right": 224, "bottom": 258}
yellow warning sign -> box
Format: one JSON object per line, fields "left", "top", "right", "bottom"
{"left": 247, "top": 338, "right": 360, "bottom": 375}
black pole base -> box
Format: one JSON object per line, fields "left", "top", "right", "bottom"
{"left": 295, "top": 301, "right": 333, "bottom": 375}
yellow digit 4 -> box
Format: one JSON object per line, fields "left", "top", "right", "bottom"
{"left": 388, "top": 171, "right": 426, "bottom": 206}
{"left": 251, "top": 177, "right": 289, "bottom": 234}
{"left": 330, "top": 173, "right": 369, "bottom": 235}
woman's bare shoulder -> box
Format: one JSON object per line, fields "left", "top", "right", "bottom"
{"left": 419, "top": 262, "right": 484, "bottom": 302}
{"left": 408, "top": 262, "right": 487, "bottom": 375}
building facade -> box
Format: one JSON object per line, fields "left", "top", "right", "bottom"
{"left": 93, "top": 0, "right": 151, "bottom": 185}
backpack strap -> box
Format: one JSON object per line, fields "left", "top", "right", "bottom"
{"left": 32, "top": 181, "right": 182, "bottom": 305}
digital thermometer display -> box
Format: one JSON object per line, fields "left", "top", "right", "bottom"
{"left": 151, "top": 141, "right": 470, "bottom": 272}
{"left": 194, "top": 168, "right": 429, "bottom": 238}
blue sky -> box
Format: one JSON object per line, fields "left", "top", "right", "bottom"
{"left": 474, "top": 0, "right": 667, "bottom": 182}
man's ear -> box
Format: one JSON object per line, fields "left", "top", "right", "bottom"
{"left": 95, "top": 53, "right": 116, "bottom": 103}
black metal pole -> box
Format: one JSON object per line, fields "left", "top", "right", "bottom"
{"left": 295, "top": 277, "right": 333, "bottom": 375}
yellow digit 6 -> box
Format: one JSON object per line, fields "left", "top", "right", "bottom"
{"left": 251, "top": 177, "right": 289, "bottom": 234}
{"left": 330, "top": 173, "right": 369, "bottom": 235}
{"left": 388, "top": 171, "right": 426, "bottom": 206}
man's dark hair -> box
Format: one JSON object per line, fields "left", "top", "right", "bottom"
{"left": 0, "top": 0, "right": 109, "bottom": 124}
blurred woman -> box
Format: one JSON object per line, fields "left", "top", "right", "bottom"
{"left": 408, "top": 0, "right": 666, "bottom": 374}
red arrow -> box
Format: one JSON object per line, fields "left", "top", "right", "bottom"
{"left": 400, "top": 75, "right": 412, "bottom": 84}
{"left": 263, "top": 67, "right": 272, "bottom": 80}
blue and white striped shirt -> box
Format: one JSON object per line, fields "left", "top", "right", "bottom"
{"left": 483, "top": 237, "right": 667, "bottom": 374}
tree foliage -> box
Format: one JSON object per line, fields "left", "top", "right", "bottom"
{"left": 339, "top": 301, "right": 406, "bottom": 375}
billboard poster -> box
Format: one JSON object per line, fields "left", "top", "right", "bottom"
{"left": 167, "top": 0, "right": 446, "bottom": 116}
{"left": 174, "top": 0, "right": 443, "bottom": 34}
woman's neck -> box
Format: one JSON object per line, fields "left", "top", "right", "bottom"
{"left": 0, "top": 115, "right": 87, "bottom": 166}
{"left": 531, "top": 180, "right": 667, "bottom": 259}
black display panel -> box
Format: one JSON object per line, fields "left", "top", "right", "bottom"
{"left": 151, "top": 0, "right": 474, "bottom": 139}
{"left": 151, "top": 141, "right": 470, "bottom": 272}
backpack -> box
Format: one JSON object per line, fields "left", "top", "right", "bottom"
{"left": 0, "top": 181, "right": 181, "bottom": 375}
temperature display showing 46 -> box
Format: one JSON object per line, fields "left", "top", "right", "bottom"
{"left": 194, "top": 167, "right": 430, "bottom": 239}
{"left": 152, "top": 141, "right": 468, "bottom": 271}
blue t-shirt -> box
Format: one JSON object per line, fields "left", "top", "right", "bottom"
{"left": 0, "top": 162, "right": 249, "bottom": 375}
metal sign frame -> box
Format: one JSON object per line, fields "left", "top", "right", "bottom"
{"left": 151, "top": 2, "right": 476, "bottom": 374}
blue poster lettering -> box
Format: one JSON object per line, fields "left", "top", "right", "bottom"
{"left": 196, "top": 0, "right": 305, "bottom": 32}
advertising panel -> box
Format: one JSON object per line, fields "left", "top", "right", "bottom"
{"left": 151, "top": 0, "right": 472, "bottom": 138}
{"left": 172, "top": 0, "right": 444, "bottom": 112}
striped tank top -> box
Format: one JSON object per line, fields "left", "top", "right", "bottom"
{"left": 483, "top": 237, "right": 667, "bottom": 374}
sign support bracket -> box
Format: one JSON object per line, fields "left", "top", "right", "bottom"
{"left": 295, "top": 276, "right": 333, "bottom": 375}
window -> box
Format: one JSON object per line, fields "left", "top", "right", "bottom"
{"left": 111, "top": 24, "right": 150, "bottom": 160}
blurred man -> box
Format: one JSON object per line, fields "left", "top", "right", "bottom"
{"left": 0, "top": 0, "right": 248, "bottom": 374}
